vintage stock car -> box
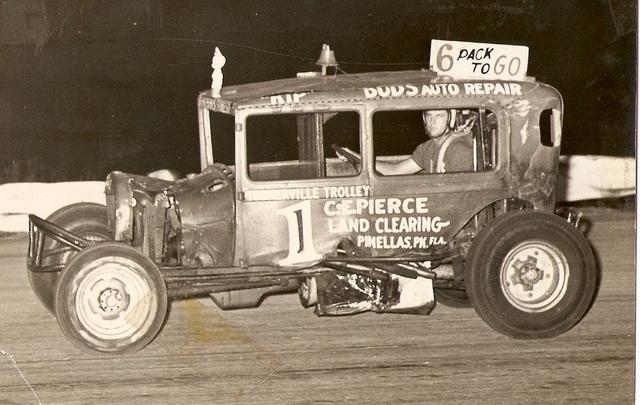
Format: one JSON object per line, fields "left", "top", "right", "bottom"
{"left": 27, "top": 44, "right": 596, "bottom": 354}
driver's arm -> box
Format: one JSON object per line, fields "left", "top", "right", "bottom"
{"left": 376, "top": 158, "right": 422, "bottom": 175}
{"left": 337, "top": 147, "right": 422, "bottom": 176}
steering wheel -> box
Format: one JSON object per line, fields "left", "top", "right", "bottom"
{"left": 331, "top": 144, "right": 361, "bottom": 169}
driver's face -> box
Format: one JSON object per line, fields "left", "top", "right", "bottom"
{"left": 422, "top": 110, "right": 449, "bottom": 138}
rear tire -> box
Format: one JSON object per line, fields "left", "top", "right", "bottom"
{"left": 465, "top": 211, "right": 597, "bottom": 339}
{"left": 28, "top": 203, "right": 110, "bottom": 314}
{"left": 55, "top": 243, "right": 168, "bottom": 354}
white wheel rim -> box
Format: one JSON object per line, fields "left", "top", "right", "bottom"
{"left": 72, "top": 256, "right": 158, "bottom": 345}
{"left": 500, "top": 240, "right": 569, "bottom": 313}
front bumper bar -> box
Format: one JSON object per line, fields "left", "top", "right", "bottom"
{"left": 27, "top": 215, "right": 92, "bottom": 273}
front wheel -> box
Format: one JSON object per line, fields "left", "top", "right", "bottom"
{"left": 465, "top": 211, "right": 597, "bottom": 339}
{"left": 55, "top": 243, "right": 168, "bottom": 354}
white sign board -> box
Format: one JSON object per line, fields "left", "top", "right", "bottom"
{"left": 430, "top": 39, "right": 529, "bottom": 80}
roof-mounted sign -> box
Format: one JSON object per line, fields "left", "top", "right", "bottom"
{"left": 430, "top": 39, "right": 529, "bottom": 80}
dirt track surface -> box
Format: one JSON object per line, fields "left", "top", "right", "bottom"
{"left": 0, "top": 208, "right": 634, "bottom": 404}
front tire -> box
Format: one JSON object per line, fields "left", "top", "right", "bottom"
{"left": 465, "top": 211, "right": 597, "bottom": 339}
{"left": 55, "top": 243, "right": 168, "bottom": 354}
{"left": 28, "top": 203, "right": 111, "bottom": 314}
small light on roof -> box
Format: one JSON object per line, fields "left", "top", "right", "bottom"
{"left": 316, "top": 44, "right": 338, "bottom": 76}
{"left": 210, "top": 47, "right": 226, "bottom": 98}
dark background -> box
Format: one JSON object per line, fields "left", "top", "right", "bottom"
{"left": 0, "top": 0, "right": 636, "bottom": 182}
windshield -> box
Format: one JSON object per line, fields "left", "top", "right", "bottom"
{"left": 198, "top": 108, "right": 235, "bottom": 170}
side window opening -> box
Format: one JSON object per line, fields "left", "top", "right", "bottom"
{"left": 373, "top": 108, "right": 497, "bottom": 176}
{"left": 245, "top": 111, "right": 360, "bottom": 182}
{"left": 200, "top": 109, "right": 235, "bottom": 171}
{"left": 208, "top": 111, "right": 236, "bottom": 166}
{"left": 539, "top": 108, "right": 561, "bottom": 147}
{"left": 539, "top": 109, "right": 554, "bottom": 147}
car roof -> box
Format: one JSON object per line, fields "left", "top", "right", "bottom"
{"left": 197, "top": 70, "right": 559, "bottom": 113}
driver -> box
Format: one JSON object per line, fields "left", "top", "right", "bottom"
{"left": 339, "top": 109, "right": 474, "bottom": 175}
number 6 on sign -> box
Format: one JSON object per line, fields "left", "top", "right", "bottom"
{"left": 277, "top": 200, "right": 322, "bottom": 266}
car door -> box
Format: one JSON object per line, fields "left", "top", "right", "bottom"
{"left": 366, "top": 103, "right": 510, "bottom": 254}
{"left": 235, "top": 108, "right": 369, "bottom": 267}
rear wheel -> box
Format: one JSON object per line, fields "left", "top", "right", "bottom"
{"left": 55, "top": 243, "right": 168, "bottom": 354}
{"left": 465, "top": 211, "right": 597, "bottom": 339}
{"left": 28, "top": 203, "right": 110, "bottom": 314}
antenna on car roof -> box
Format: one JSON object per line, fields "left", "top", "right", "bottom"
{"left": 316, "top": 44, "right": 339, "bottom": 76}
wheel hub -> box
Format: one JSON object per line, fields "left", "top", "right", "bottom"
{"left": 86, "top": 278, "right": 131, "bottom": 319}
{"left": 500, "top": 241, "right": 570, "bottom": 313}
{"left": 510, "top": 256, "right": 544, "bottom": 290}
{"left": 98, "top": 288, "right": 125, "bottom": 313}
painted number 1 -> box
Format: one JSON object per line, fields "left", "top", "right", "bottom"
{"left": 277, "top": 200, "right": 322, "bottom": 266}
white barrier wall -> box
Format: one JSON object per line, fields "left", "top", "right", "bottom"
{"left": 0, "top": 156, "right": 635, "bottom": 233}
{"left": 0, "top": 182, "right": 105, "bottom": 232}
{"left": 556, "top": 156, "right": 635, "bottom": 201}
